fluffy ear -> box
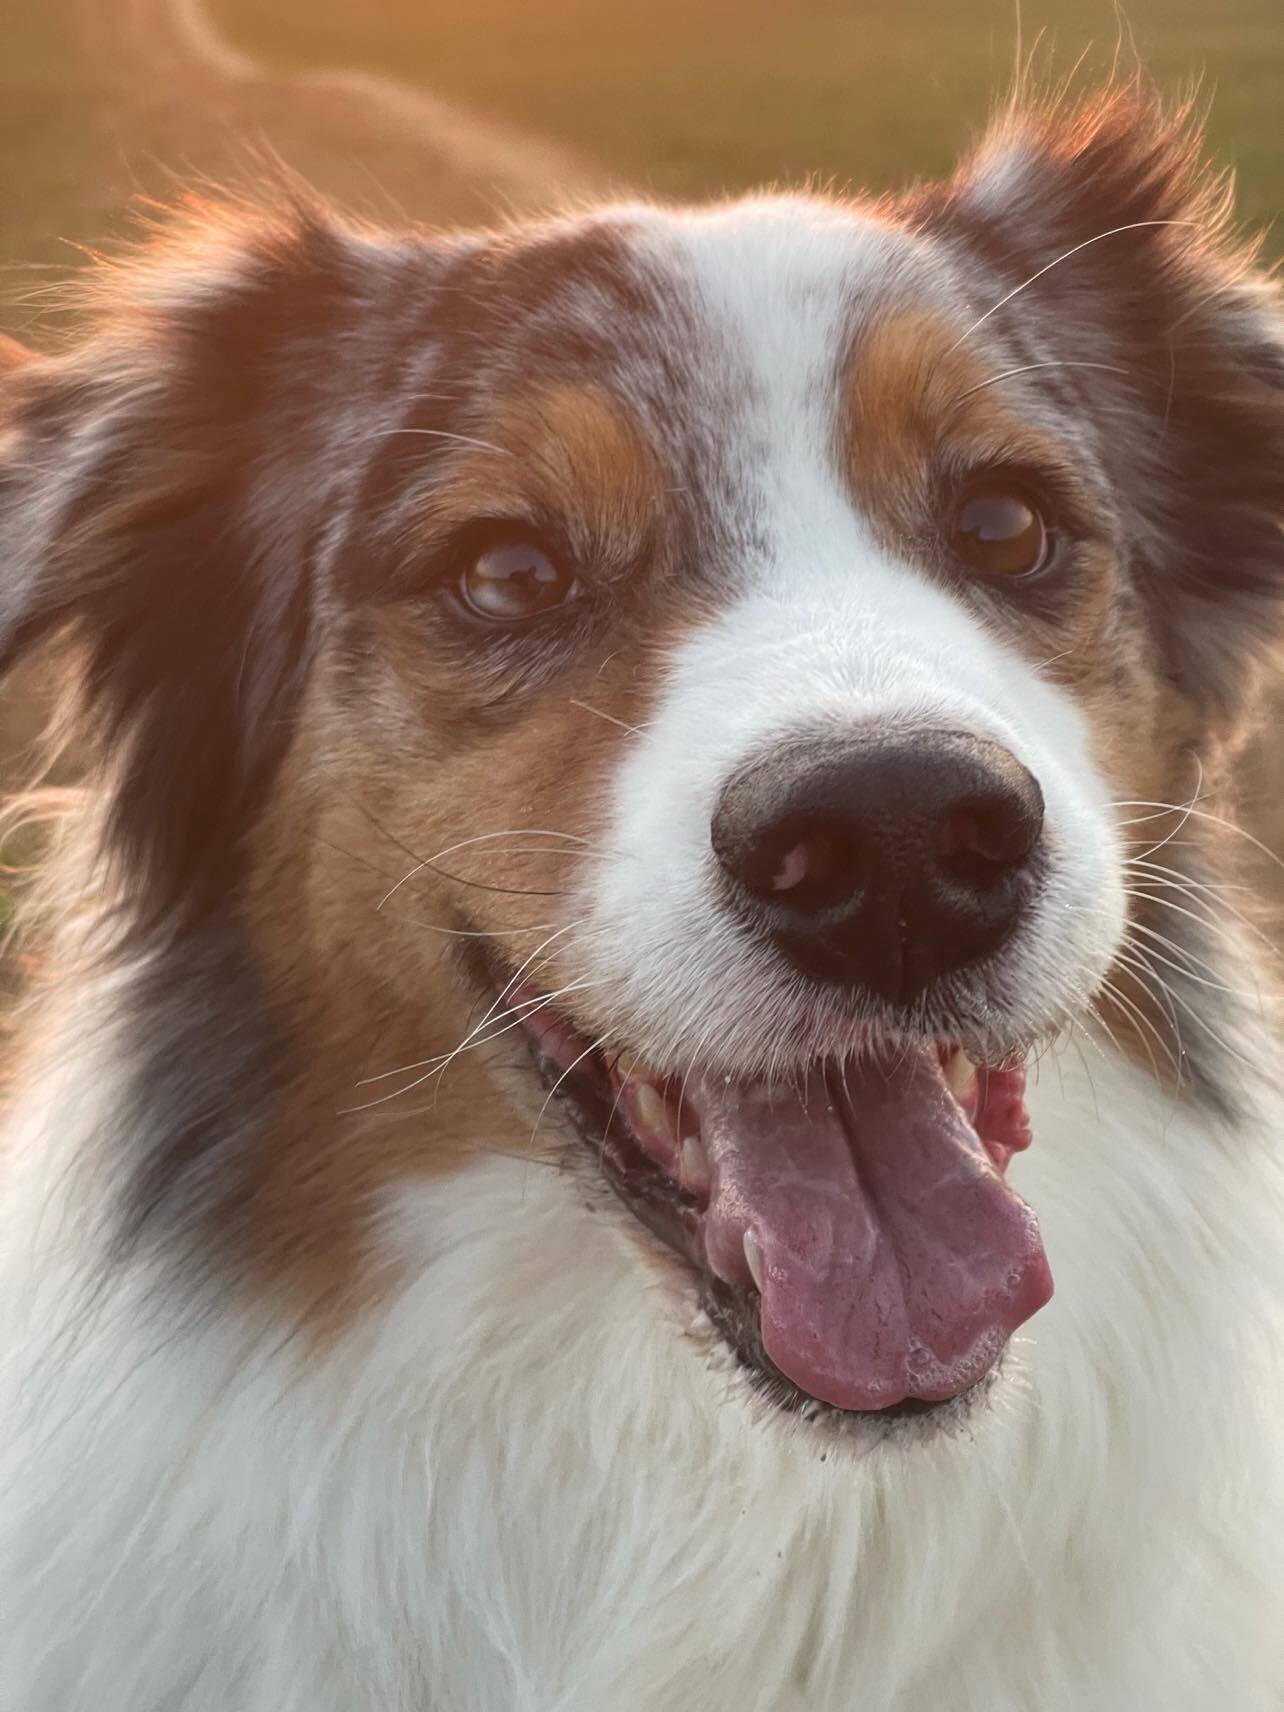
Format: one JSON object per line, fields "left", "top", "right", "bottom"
{"left": 0, "top": 334, "right": 31, "bottom": 374}
{"left": 0, "top": 201, "right": 368, "bottom": 938}
{"left": 931, "top": 86, "right": 1284, "bottom": 729}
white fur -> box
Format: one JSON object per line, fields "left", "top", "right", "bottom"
{"left": 577, "top": 574, "right": 1124, "bottom": 1073}
{"left": 1, "top": 201, "right": 1281, "bottom": 1711}
{"left": 2, "top": 1010, "right": 1282, "bottom": 1711}
{"left": 578, "top": 207, "right": 1123, "bottom": 1072}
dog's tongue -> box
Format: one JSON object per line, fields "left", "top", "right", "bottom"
{"left": 689, "top": 1052, "right": 1052, "bottom": 1411}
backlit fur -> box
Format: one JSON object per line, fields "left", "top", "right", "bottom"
{"left": 1, "top": 87, "right": 1282, "bottom": 1710}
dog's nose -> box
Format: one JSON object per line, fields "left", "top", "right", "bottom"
{"left": 711, "top": 730, "right": 1044, "bottom": 1005}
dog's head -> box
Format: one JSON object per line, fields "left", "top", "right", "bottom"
{"left": 3, "top": 91, "right": 1281, "bottom": 1417}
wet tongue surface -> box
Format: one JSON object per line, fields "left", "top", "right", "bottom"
{"left": 688, "top": 1052, "right": 1053, "bottom": 1411}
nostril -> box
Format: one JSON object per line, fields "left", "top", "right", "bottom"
{"left": 738, "top": 820, "right": 853, "bottom": 913}
{"left": 769, "top": 838, "right": 822, "bottom": 894}
{"left": 939, "top": 787, "right": 1044, "bottom": 884}
{"left": 712, "top": 728, "right": 1046, "bottom": 1001}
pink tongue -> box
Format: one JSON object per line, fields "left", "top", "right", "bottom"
{"left": 689, "top": 1053, "right": 1052, "bottom": 1411}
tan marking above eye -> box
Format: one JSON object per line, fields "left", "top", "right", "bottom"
{"left": 842, "top": 312, "right": 1069, "bottom": 569}
{"left": 460, "top": 537, "right": 580, "bottom": 621}
{"left": 424, "top": 384, "right": 663, "bottom": 575}
{"left": 949, "top": 480, "right": 1052, "bottom": 578}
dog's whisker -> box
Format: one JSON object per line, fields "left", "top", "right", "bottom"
{"left": 465, "top": 918, "right": 588, "bottom": 1039}
{"left": 597, "top": 1065, "right": 634, "bottom": 1169}
{"left": 1121, "top": 892, "right": 1251, "bottom": 957}
{"left": 1064, "top": 1023, "right": 1107, "bottom": 1126}
{"left": 942, "top": 220, "right": 1198, "bottom": 356}
{"left": 357, "top": 918, "right": 584, "bottom": 1088}
{"left": 397, "top": 867, "right": 569, "bottom": 900}
{"left": 382, "top": 913, "right": 556, "bottom": 941}
{"left": 528, "top": 1033, "right": 615, "bottom": 1156}
{"left": 354, "top": 986, "right": 582, "bottom": 1087}
{"left": 1114, "top": 797, "right": 1283, "bottom": 871}
{"left": 1121, "top": 880, "right": 1255, "bottom": 944}
{"left": 1119, "top": 925, "right": 1256, "bottom": 1000}
{"left": 1031, "top": 647, "right": 1077, "bottom": 673}
{"left": 950, "top": 358, "right": 1128, "bottom": 405}
{"left": 1109, "top": 952, "right": 1192, "bottom": 1075}
{"left": 1123, "top": 859, "right": 1254, "bottom": 906}
{"left": 363, "top": 426, "right": 515, "bottom": 459}
{"left": 1115, "top": 947, "right": 1266, "bottom": 1078}
{"left": 569, "top": 699, "right": 651, "bottom": 736}
{"left": 1123, "top": 863, "right": 1272, "bottom": 949}
{"left": 1112, "top": 763, "right": 1208, "bottom": 861}
{"left": 345, "top": 978, "right": 601, "bottom": 1107}
{"left": 1125, "top": 854, "right": 1251, "bottom": 894}
{"left": 673, "top": 1020, "right": 720, "bottom": 1151}
{"left": 377, "top": 828, "right": 595, "bottom": 909}
{"left": 441, "top": 847, "right": 618, "bottom": 861}
{"left": 1094, "top": 972, "right": 1181, "bottom": 1086}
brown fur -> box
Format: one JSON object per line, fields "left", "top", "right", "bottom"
{"left": 4, "top": 83, "right": 1279, "bottom": 1332}
{"left": 843, "top": 305, "right": 1256, "bottom": 1088}
{"left": 846, "top": 309, "right": 1067, "bottom": 512}
{"left": 423, "top": 384, "right": 664, "bottom": 556}
{"left": 234, "top": 610, "right": 669, "bottom": 1321}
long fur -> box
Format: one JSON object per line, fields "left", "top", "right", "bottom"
{"left": 1, "top": 83, "right": 1282, "bottom": 1711}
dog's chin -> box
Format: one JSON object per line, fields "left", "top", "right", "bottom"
{"left": 472, "top": 947, "right": 1057, "bottom": 1436}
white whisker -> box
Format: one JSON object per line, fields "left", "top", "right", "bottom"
{"left": 381, "top": 914, "right": 556, "bottom": 941}
{"left": 1115, "top": 950, "right": 1263, "bottom": 1077}
{"left": 1121, "top": 925, "right": 1257, "bottom": 1001}
{"left": 528, "top": 1034, "right": 614, "bottom": 1155}
{"left": 341, "top": 977, "right": 601, "bottom": 1111}
{"left": 1118, "top": 801, "right": 1283, "bottom": 872}
{"left": 943, "top": 220, "right": 1197, "bottom": 355}
{"left": 952, "top": 359, "right": 1127, "bottom": 403}
{"left": 354, "top": 917, "right": 585, "bottom": 1090}
{"left": 365, "top": 426, "right": 514, "bottom": 458}
{"left": 569, "top": 699, "right": 650, "bottom": 735}
{"left": 1096, "top": 970, "right": 1182, "bottom": 1085}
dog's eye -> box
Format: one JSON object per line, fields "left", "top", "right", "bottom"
{"left": 949, "top": 480, "right": 1052, "bottom": 579}
{"left": 459, "top": 537, "right": 580, "bottom": 622}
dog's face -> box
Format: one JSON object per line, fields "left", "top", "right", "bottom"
{"left": 2, "top": 94, "right": 1280, "bottom": 1419}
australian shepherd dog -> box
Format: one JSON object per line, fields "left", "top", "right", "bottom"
{"left": 1, "top": 86, "right": 1281, "bottom": 1711}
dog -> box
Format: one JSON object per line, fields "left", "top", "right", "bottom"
{"left": 1, "top": 0, "right": 603, "bottom": 781}
{"left": 1, "top": 84, "right": 1281, "bottom": 1712}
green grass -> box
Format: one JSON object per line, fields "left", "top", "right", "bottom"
{"left": 214, "top": 0, "right": 1281, "bottom": 246}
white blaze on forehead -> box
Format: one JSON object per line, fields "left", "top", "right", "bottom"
{"left": 625, "top": 195, "right": 948, "bottom": 529}
{"left": 570, "top": 200, "right": 1126, "bottom": 1070}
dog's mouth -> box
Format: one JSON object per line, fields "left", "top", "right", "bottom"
{"left": 510, "top": 981, "right": 1052, "bottom": 1416}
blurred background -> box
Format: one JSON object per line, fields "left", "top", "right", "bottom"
{"left": 215, "top": 0, "right": 1281, "bottom": 226}
{"left": 4, "top": 0, "right": 1279, "bottom": 317}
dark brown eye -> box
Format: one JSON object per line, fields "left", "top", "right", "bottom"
{"left": 459, "top": 537, "right": 579, "bottom": 622}
{"left": 949, "top": 480, "right": 1052, "bottom": 579}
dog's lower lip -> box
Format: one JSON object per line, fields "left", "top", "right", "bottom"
{"left": 498, "top": 970, "right": 1048, "bottom": 1418}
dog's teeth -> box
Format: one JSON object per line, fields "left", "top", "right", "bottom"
{"left": 944, "top": 1047, "right": 979, "bottom": 1100}
{"left": 633, "top": 1081, "right": 675, "bottom": 1145}
{"left": 743, "top": 1229, "right": 765, "bottom": 1292}
{"left": 678, "top": 1134, "right": 710, "bottom": 1194}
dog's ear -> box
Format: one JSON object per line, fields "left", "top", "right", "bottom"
{"left": 0, "top": 334, "right": 32, "bottom": 374}
{"left": 0, "top": 202, "right": 373, "bottom": 939}
{"left": 931, "top": 86, "right": 1284, "bottom": 729}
